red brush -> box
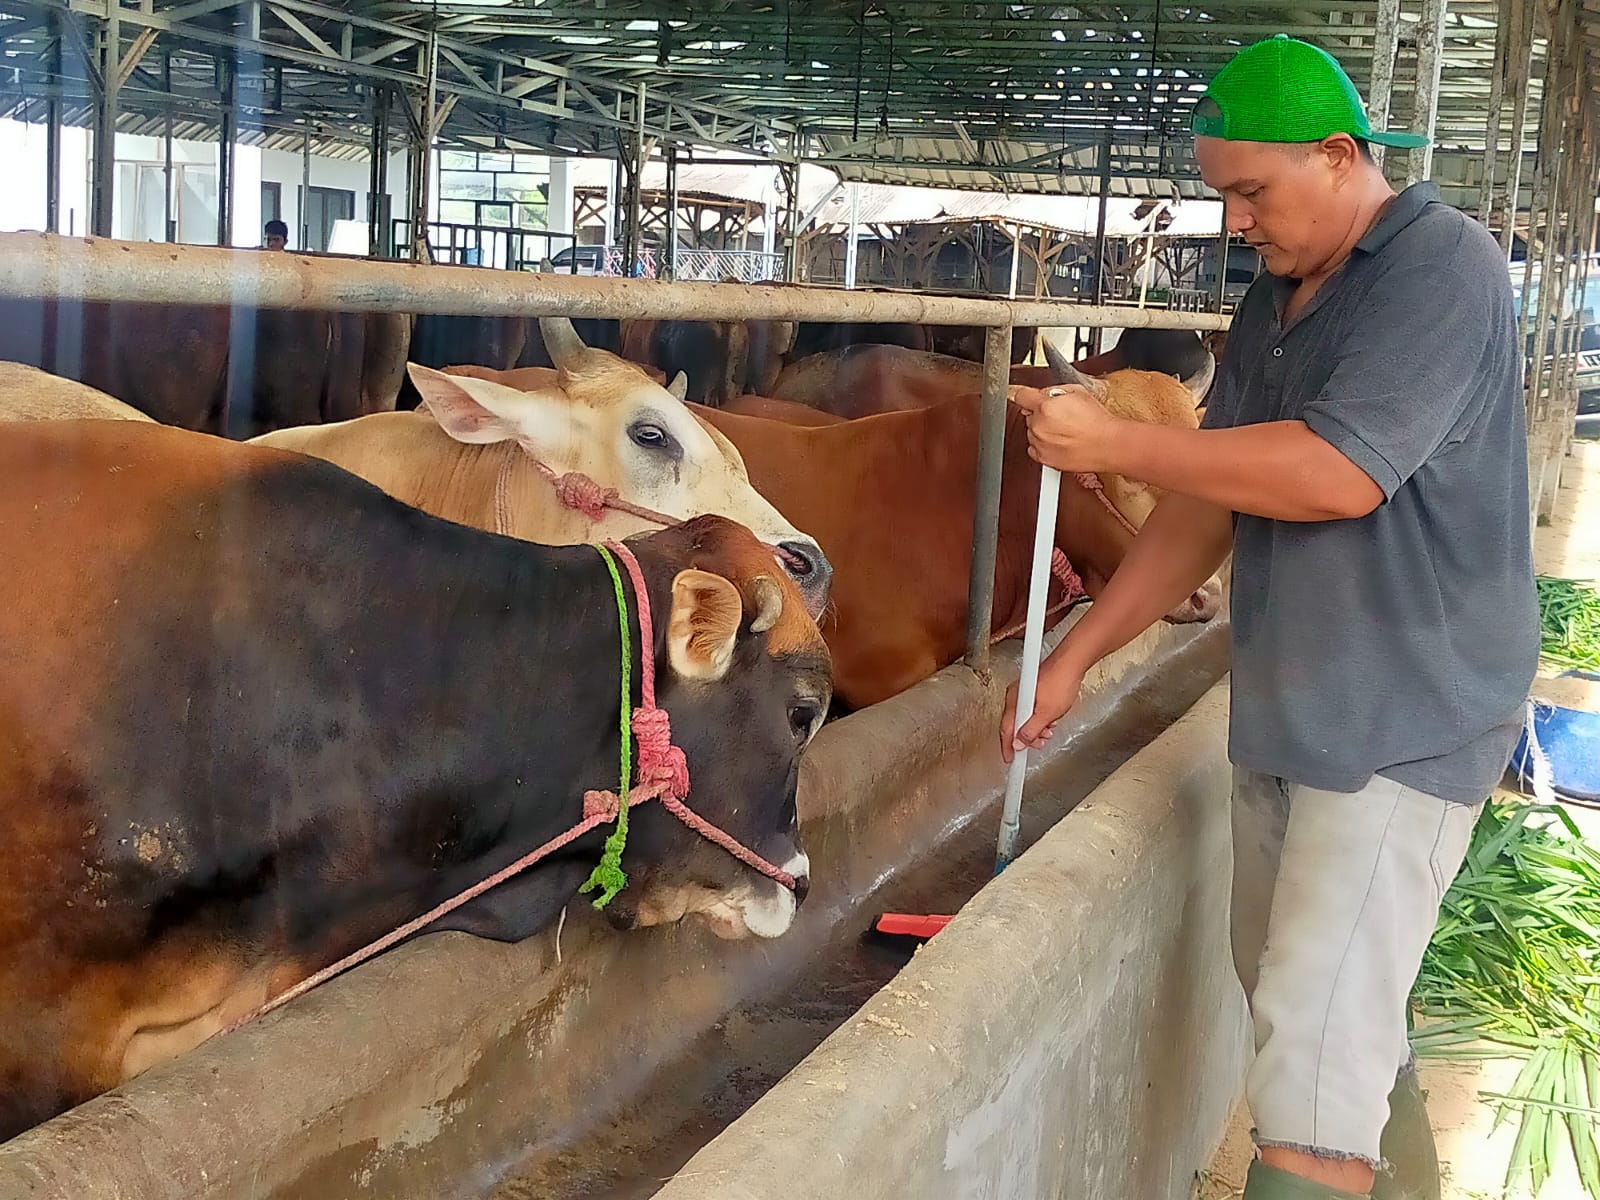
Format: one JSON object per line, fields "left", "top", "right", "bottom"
{"left": 871, "top": 912, "right": 954, "bottom": 940}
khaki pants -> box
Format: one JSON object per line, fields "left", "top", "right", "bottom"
{"left": 1230, "top": 768, "right": 1479, "bottom": 1165}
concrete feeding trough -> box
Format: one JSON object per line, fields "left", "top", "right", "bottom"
{"left": 0, "top": 610, "right": 1228, "bottom": 1200}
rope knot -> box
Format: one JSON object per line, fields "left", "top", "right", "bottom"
{"left": 1074, "top": 471, "right": 1104, "bottom": 495}
{"left": 1050, "top": 547, "right": 1086, "bottom": 603}
{"left": 553, "top": 471, "right": 618, "bottom": 520}
{"left": 632, "top": 706, "right": 690, "bottom": 797}
{"left": 583, "top": 789, "right": 620, "bottom": 821}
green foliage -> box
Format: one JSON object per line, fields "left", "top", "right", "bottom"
{"left": 1413, "top": 802, "right": 1600, "bottom": 1198}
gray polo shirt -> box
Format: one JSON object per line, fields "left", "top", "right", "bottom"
{"left": 1202, "top": 181, "right": 1538, "bottom": 804}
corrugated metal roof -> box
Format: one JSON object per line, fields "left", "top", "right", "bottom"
{"left": 0, "top": 0, "right": 1591, "bottom": 201}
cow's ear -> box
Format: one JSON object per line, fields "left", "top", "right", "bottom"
{"left": 667, "top": 569, "right": 743, "bottom": 681}
{"left": 666, "top": 372, "right": 689, "bottom": 402}
{"left": 406, "top": 364, "right": 520, "bottom": 444}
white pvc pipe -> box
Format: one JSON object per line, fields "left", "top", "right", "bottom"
{"left": 994, "top": 464, "right": 1062, "bottom": 872}
{"left": 844, "top": 183, "right": 861, "bottom": 290}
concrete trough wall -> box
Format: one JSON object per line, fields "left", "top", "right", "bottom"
{"left": 651, "top": 682, "right": 1250, "bottom": 1200}
{"left": 0, "top": 616, "right": 1225, "bottom": 1200}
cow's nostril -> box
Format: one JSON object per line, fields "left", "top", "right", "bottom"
{"left": 777, "top": 541, "right": 817, "bottom": 579}
{"left": 792, "top": 874, "right": 811, "bottom": 905}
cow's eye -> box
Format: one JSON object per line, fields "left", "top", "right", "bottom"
{"left": 629, "top": 423, "right": 669, "bottom": 449}
{"left": 789, "top": 700, "right": 822, "bottom": 742}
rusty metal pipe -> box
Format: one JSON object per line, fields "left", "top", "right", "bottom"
{"left": 963, "top": 324, "right": 1014, "bottom": 673}
{"left": 0, "top": 234, "right": 1232, "bottom": 330}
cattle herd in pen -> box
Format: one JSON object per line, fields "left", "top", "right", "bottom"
{"left": 0, "top": 289, "right": 1218, "bottom": 1140}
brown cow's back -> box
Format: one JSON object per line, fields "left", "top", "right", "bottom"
{"left": 0, "top": 362, "right": 155, "bottom": 422}
{"left": 693, "top": 401, "right": 1136, "bottom": 707}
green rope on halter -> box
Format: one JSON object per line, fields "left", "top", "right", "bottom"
{"left": 580, "top": 543, "right": 635, "bottom": 909}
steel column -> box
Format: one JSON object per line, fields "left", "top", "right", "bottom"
{"left": 300, "top": 126, "right": 312, "bottom": 251}
{"left": 45, "top": 13, "right": 61, "bottom": 234}
{"left": 217, "top": 54, "right": 236, "bottom": 247}
{"left": 91, "top": 0, "right": 120, "bottom": 238}
{"left": 964, "top": 323, "right": 1013, "bottom": 672}
{"left": 1477, "top": 0, "right": 1511, "bottom": 223}
{"left": 408, "top": 29, "right": 439, "bottom": 265}
{"left": 844, "top": 182, "right": 861, "bottom": 289}
{"left": 1212, "top": 204, "right": 1229, "bottom": 312}
{"left": 369, "top": 85, "right": 389, "bottom": 258}
{"left": 665, "top": 145, "right": 679, "bottom": 280}
{"left": 1406, "top": 0, "right": 1449, "bottom": 184}
{"left": 1499, "top": 0, "right": 1537, "bottom": 256}
{"left": 162, "top": 51, "right": 174, "bottom": 242}
{"left": 1367, "top": 0, "right": 1401, "bottom": 170}
{"left": 1090, "top": 129, "right": 1112, "bottom": 351}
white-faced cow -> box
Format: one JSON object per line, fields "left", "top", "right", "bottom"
{"left": 251, "top": 317, "right": 833, "bottom": 617}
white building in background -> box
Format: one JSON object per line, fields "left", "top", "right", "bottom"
{"left": 0, "top": 116, "right": 579, "bottom": 256}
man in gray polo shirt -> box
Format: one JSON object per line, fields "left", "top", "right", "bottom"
{"left": 1002, "top": 35, "right": 1538, "bottom": 1200}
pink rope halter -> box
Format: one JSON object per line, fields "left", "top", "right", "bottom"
{"left": 222, "top": 540, "right": 795, "bottom": 1038}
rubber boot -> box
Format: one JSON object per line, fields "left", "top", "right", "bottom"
{"left": 1370, "top": 1066, "right": 1442, "bottom": 1200}
{"left": 1242, "top": 1161, "right": 1370, "bottom": 1199}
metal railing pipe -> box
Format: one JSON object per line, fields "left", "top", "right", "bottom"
{"left": 0, "top": 234, "right": 1231, "bottom": 331}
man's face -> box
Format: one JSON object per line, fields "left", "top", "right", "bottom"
{"left": 1195, "top": 136, "right": 1352, "bottom": 280}
{"left": 265, "top": 233, "right": 287, "bottom": 251}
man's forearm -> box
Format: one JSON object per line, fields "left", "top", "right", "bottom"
{"left": 1104, "top": 419, "right": 1383, "bottom": 522}
{"left": 1048, "top": 490, "right": 1235, "bottom": 676}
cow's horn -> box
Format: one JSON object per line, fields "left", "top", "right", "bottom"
{"left": 750, "top": 574, "right": 784, "bottom": 634}
{"left": 1042, "top": 338, "right": 1109, "bottom": 398}
{"left": 539, "top": 317, "right": 588, "bottom": 372}
{"left": 667, "top": 371, "right": 688, "bottom": 401}
{"left": 1180, "top": 352, "right": 1216, "bottom": 404}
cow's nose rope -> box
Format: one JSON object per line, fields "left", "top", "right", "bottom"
{"left": 219, "top": 539, "right": 796, "bottom": 1040}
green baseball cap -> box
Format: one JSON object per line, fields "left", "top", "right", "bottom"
{"left": 1191, "top": 34, "right": 1429, "bottom": 148}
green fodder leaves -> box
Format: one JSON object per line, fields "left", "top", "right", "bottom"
{"left": 1536, "top": 577, "right": 1600, "bottom": 672}
{"left": 1414, "top": 801, "right": 1600, "bottom": 1198}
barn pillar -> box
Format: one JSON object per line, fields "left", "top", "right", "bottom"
{"left": 844, "top": 182, "right": 861, "bottom": 289}
{"left": 1405, "top": 0, "right": 1448, "bottom": 184}
{"left": 369, "top": 85, "right": 390, "bottom": 258}
{"left": 1089, "top": 129, "right": 1112, "bottom": 351}
{"left": 407, "top": 29, "right": 439, "bottom": 264}
{"left": 1367, "top": 0, "right": 1401, "bottom": 171}
{"left": 163, "top": 51, "right": 175, "bottom": 241}
{"left": 616, "top": 83, "right": 646, "bottom": 276}
{"left": 665, "top": 144, "right": 679, "bottom": 278}
{"left": 45, "top": 12, "right": 62, "bottom": 233}
{"left": 217, "top": 53, "right": 236, "bottom": 246}
{"left": 1499, "top": 0, "right": 1536, "bottom": 257}
{"left": 90, "top": 0, "right": 120, "bottom": 238}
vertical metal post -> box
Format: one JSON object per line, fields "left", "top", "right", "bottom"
{"left": 409, "top": 30, "right": 438, "bottom": 264}
{"left": 1519, "top": 37, "right": 1556, "bottom": 363}
{"left": 1212, "top": 202, "right": 1230, "bottom": 311}
{"left": 781, "top": 151, "right": 802, "bottom": 283}
{"left": 618, "top": 82, "right": 646, "bottom": 275}
{"left": 1091, "top": 129, "right": 1113, "bottom": 350}
{"left": 369, "top": 85, "right": 388, "bottom": 258}
{"left": 1478, "top": 0, "right": 1511, "bottom": 223}
{"left": 1007, "top": 222, "right": 1022, "bottom": 299}
{"left": 844, "top": 181, "right": 861, "bottom": 288}
{"left": 300, "top": 127, "right": 312, "bottom": 251}
{"left": 963, "top": 323, "right": 1013, "bottom": 671}
{"left": 1499, "top": 0, "right": 1536, "bottom": 256}
{"left": 1406, "top": 0, "right": 1448, "bottom": 184}
{"left": 91, "top": 0, "right": 120, "bottom": 237}
{"left": 666, "top": 145, "right": 679, "bottom": 279}
{"left": 1367, "top": 0, "right": 1401, "bottom": 171}
{"left": 216, "top": 54, "right": 235, "bottom": 247}
{"left": 45, "top": 13, "right": 61, "bottom": 233}
{"left": 163, "top": 51, "right": 174, "bottom": 241}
